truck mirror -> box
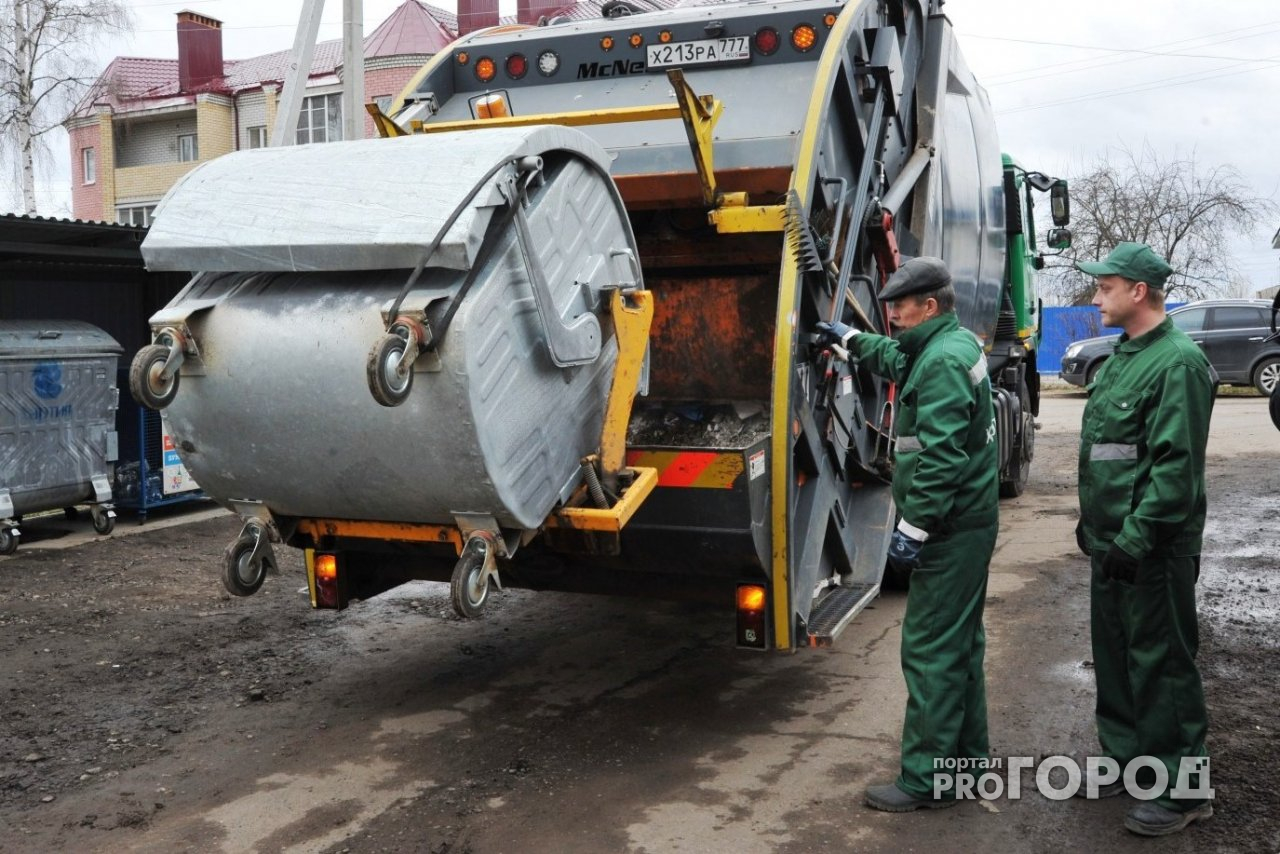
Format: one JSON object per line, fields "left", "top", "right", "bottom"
{"left": 1024, "top": 171, "right": 1054, "bottom": 192}
{"left": 1050, "top": 180, "right": 1070, "bottom": 226}
{"left": 1047, "top": 227, "right": 1072, "bottom": 250}
{"left": 1272, "top": 291, "right": 1280, "bottom": 334}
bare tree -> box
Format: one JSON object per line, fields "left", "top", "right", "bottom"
{"left": 1, "top": 0, "right": 128, "bottom": 215}
{"left": 1042, "top": 144, "right": 1276, "bottom": 305}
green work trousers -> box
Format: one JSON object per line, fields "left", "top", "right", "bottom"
{"left": 896, "top": 525, "right": 996, "bottom": 799}
{"left": 1090, "top": 552, "right": 1209, "bottom": 811}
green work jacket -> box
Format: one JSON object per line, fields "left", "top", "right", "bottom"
{"left": 1078, "top": 317, "right": 1213, "bottom": 558}
{"left": 851, "top": 313, "right": 998, "bottom": 535}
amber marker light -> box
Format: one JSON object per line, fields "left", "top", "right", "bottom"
{"left": 600, "top": 35, "right": 615, "bottom": 51}
{"left": 736, "top": 584, "right": 768, "bottom": 649}
{"left": 313, "top": 552, "right": 342, "bottom": 609}
{"left": 475, "top": 56, "right": 497, "bottom": 82}
{"left": 314, "top": 553, "right": 338, "bottom": 582}
{"left": 476, "top": 93, "right": 510, "bottom": 118}
{"left": 658, "top": 29, "right": 673, "bottom": 43}
{"left": 823, "top": 12, "right": 837, "bottom": 27}
{"left": 791, "top": 23, "right": 817, "bottom": 52}
{"left": 456, "top": 51, "right": 469, "bottom": 65}
{"left": 629, "top": 32, "right": 643, "bottom": 48}
{"left": 737, "top": 584, "right": 767, "bottom": 612}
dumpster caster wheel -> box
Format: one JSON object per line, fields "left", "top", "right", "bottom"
{"left": 451, "top": 533, "right": 499, "bottom": 619}
{"left": 367, "top": 319, "right": 424, "bottom": 407}
{"left": 91, "top": 508, "right": 116, "bottom": 535}
{"left": 0, "top": 527, "right": 18, "bottom": 556}
{"left": 223, "top": 530, "right": 276, "bottom": 597}
{"left": 130, "top": 343, "right": 180, "bottom": 410}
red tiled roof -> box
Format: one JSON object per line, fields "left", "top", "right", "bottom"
{"left": 70, "top": 0, "right": 457, "bottom": 119}
{"left": 223, "top": 39, "right": 344, "bottom": 90}
{"left": 69, "top": 0, "right": 722, "bottom": 120}
{"left": 366, "top": 0, "right": 457, "bottom": 55}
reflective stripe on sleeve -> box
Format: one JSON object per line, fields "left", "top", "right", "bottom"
{"left": 968, "top": 354, "right": 988, "bottom": 387}
{"left": 1090, "top": 443, "right": 1138, "bottom": 461}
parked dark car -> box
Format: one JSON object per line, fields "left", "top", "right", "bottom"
{"left": 1060, "top": 299, "right": 1280, "bottom": 394}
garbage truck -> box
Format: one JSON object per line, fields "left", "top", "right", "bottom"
{"left": 130, "top": 0, "right": 1071, "bottom": 650}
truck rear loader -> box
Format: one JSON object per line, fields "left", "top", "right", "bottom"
{"left": 130, "top": 0, "right": 1071, "bottom": 650}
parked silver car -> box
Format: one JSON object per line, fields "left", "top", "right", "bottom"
{"left": 1060, "top": 299, "right": 1280, "bottom": 394}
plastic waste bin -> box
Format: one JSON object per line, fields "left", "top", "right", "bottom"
{"left": 0, "top": 321, "right": 124, "bottom": 554}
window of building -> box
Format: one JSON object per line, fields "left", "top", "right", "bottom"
{"left": 247, "top": 125, "right": 268, "bottom": 149}
{"left": 82, "top": 147, "right": 96, "bottom": 184}
{"left": 117, "top": 205, "right": 157, "bottom": 227}
{"left": 178, "top": 133, "right": 198, "bottom": 162}
{"left": 296, "top": 93, "right": 342, "bottom": 145}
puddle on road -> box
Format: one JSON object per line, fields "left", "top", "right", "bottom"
{"left": 1049, "top": 660, "right": 1095, "bottom": 687}
{"left": 1199, "top": 500, "right": 1280, "bottom": 648}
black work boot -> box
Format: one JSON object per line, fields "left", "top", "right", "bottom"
{"left": 1124, "top": 801, "right": 1213, "bottom": 836}
{"left": 864, "top": 783, "right": 957, "bottom": 813}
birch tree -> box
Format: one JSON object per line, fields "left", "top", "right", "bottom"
{"left": 1043, "top": 145, "right": 1275, "bottom": 305}
{"left": 1, "top": 0, "right": 128, "bottom": 214}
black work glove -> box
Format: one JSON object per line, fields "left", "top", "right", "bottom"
{"left": 1101, "top": 545, "right": 1140, "bottom": 583}
{"left": 815, "top": 320, "right": 859, "bottom": 348}
{"left": 887, "top": 529, "right": 924, "bottom": 572}
{"left": 1075, "top": 520, "right": 1089, "bottom": 556}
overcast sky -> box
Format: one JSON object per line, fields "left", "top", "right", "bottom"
{"left": 6, "top": 0, "right": 1279, "bottom": 291}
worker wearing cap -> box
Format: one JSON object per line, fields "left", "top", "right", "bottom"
{"left": 818, "top": 256, "right": 998, "bottom": 812}
{"left": 1074, "top": 242, "right": 1213, "bottom": 836}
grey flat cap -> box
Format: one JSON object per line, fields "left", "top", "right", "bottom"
{"left": 878, "top": 256, "right": 952, "bottom": 301}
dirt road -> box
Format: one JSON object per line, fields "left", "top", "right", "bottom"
{"left": 1, "top": 393, "right": 1276, "bottom": 853}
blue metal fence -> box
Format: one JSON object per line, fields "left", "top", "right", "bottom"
{"left": 1037, "top": 304, "right": 1183, "bottom": 374}
{"left": 1038, "top": 307, "right": 1114, "bottom": 374}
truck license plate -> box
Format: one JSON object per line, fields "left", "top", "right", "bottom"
{"left": 646, "top": 37, "right": 751, "bottom": 69}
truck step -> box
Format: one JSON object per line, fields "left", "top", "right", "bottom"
{"left": 806, "top": 583, "right": 880, "bottom": 647}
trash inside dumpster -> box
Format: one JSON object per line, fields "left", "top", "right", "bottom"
{"left": 0, "top": 320, "right": 124, "bottom": 554}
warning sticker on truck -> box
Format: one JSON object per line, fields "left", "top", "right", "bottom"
{"left": 749, "top": 450, "right": 766, "bottom": 480}
{"left": 161, "top": 415, "right": 200, "bottom": 495}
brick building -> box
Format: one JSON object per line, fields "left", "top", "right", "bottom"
{"left": 64, "top": 1, "right": 457, "bottom": 224}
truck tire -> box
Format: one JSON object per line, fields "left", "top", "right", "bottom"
{"left": 999, "top": 377, "right": 1033, "bottom": 498}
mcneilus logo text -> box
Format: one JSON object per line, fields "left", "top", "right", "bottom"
{"left": 931, "top": 756, "right": 1214, "bottom": 801}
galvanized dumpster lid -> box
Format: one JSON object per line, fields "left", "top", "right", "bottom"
{"left": 140, "top": 125, "right": 614, "bottom": 274}
{"left": 0, "top": 320, "right": 124, "bottom": 359}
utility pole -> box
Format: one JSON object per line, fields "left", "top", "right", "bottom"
{"left": 272, "top": 0, "right": 365, "bottom": 147}
{"left": 341, "top": 0, "right": 365, "bottom": 143}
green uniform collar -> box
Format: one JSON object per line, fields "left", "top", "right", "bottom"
{"left": 895, "top": 312, "right": 959, "bottom": 355}
{"left": 1114, "top": 316, "right": 1173, "bottom": 354}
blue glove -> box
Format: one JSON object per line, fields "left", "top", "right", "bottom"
{"left": 815, "top": 320, "right": 858, "bottom": 347}
{"left": 887, "top": 528, "right": 924, "bottom": 572}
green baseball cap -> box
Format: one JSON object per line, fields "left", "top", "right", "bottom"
{"left": 1075, "top": 242, "right": 1173, "bottom": 290}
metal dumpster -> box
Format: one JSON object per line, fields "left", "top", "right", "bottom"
{"left": 0, "top": 321, "right": 124, "bottom": 554}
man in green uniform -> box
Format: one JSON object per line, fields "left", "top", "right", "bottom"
{"left": 818, "top": 256, "right": 999, "bottom": 812}
{"left": 1075, "top": 242, "right": 1214, "bottom": 836}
